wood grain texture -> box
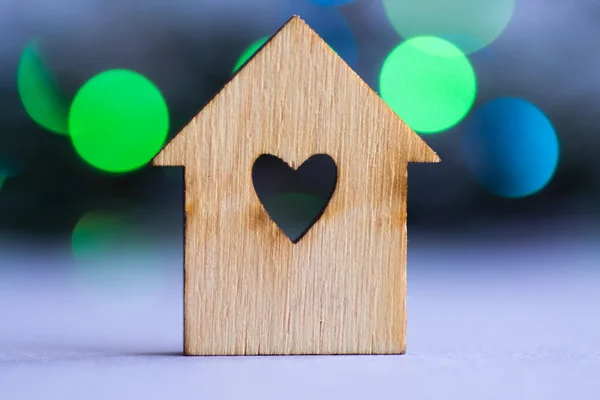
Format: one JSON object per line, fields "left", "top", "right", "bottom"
{"left": 153, "top": 16, "right": 440, "bottom": 355}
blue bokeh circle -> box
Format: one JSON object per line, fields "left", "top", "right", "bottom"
{"left": 462, "top": 98, "right": 560, "bottom": 198}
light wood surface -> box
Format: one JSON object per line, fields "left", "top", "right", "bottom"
{"left": 153, "top": 16, "right": 439, "bottom": 355}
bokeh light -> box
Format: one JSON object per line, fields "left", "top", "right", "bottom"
{"left": 0, "top": 158, "right": 21, "bottom": 191}
{"left": 462, "top": 98, "right": 559, "bottom": 198}
{"left": 281, "top": 0, "right": 358, "bottom": 68}
{"left": 382, "top": 0, "right": 516, "bottom": 54}
{"left": 69, "top": 69, "right": 169, "bottom": 173}
{"left": 72, "top": 212, "right": 128, "bottom": 264}
{"left": 18, "top": 41, "right": 70, "bottom": 135}
{"left": 233, "top": 37, "right": 269, "bottom": 74}
{"left": 0, "top": 158, "right": 20, "bottom": 179}
{"left": 379, "top": 36, "right": 477, "bottom": 133}
{"left": 72, "top": 211, "right": 167, "bottom": 285}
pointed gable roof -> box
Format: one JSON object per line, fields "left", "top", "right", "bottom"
{"left": 153, "top": 15, "right": 439, "bottom": 167}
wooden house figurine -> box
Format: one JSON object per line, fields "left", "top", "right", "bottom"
{"left": 153, "top": 16, "right": 440, "bottom": 356}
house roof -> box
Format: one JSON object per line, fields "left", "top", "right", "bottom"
{"left": 153, "top": 15, "right": 440, "bottom": 167}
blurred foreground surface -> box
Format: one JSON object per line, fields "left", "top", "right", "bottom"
{"left": 1, "top": 228, "right": 598, "bottom": 399}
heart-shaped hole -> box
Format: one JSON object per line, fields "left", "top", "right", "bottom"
{"left": 251, "top": 154, "right": 337, "bottom": 243}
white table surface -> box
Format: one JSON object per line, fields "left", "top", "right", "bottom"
{"left": 1, "top": 238, "right": 599, "bottom": 399}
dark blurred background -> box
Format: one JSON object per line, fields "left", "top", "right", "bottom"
{"left": 0, "top": 0, "right": 599, "bottom": 270}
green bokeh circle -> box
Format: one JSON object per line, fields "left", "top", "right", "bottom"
{"left": 233, "top": 37, "right": 269, "bottom": 74}
{"left": 69, "top": 69, "right": 169, "bottom": 173}
{"left": 72, "top": 212, "right": 127, "bottom": 262}
{"left": 379, "top": 36, "right": 477, "bottom": 134}
{"left": 18, "top": 41, "right": 70, "bottom": 135}
{"left": 382, "top": 0, "right": 516, "bottom": 54}
{"left": 71, "top": 211, "right": 166, "bottom": 285}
